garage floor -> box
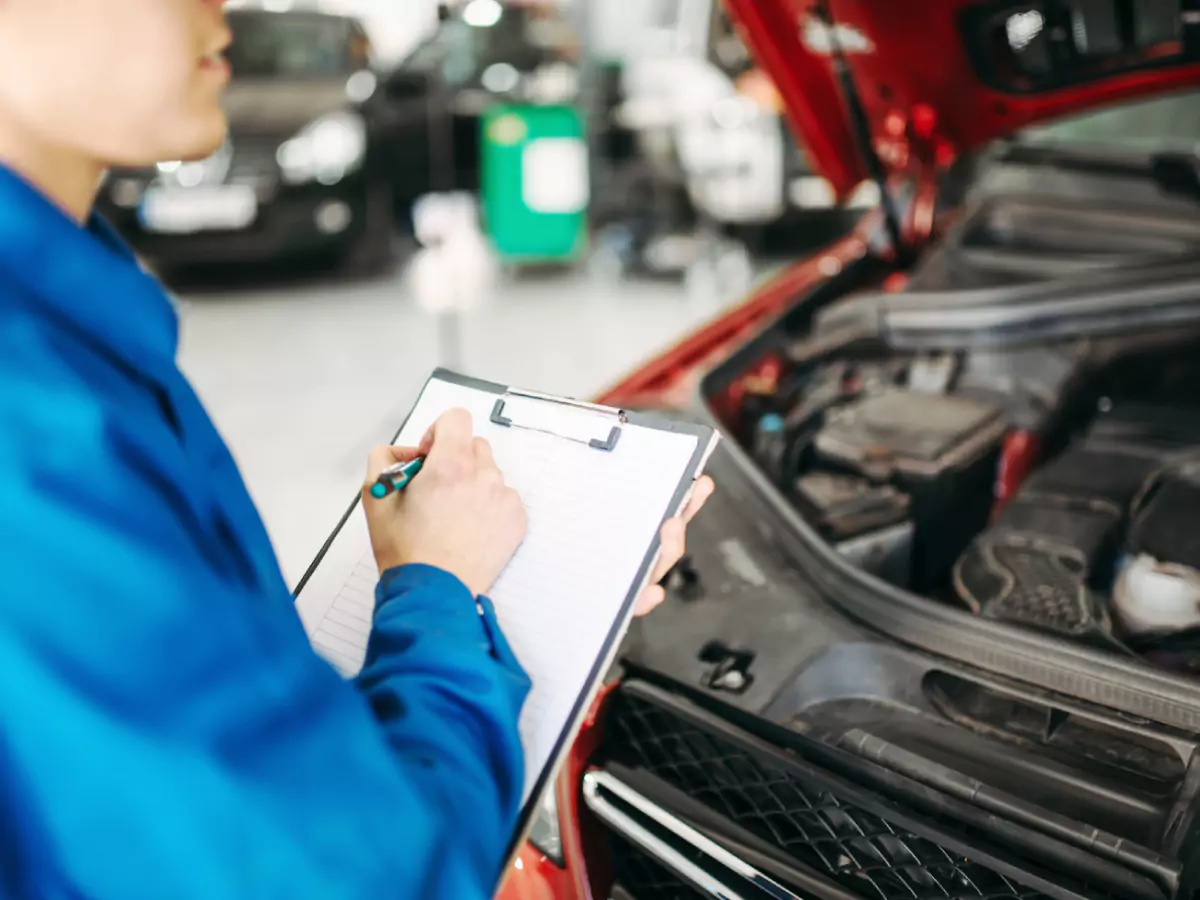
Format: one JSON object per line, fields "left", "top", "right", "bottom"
{"left": 177, "top": 258, "right": 742, "bottom": 586}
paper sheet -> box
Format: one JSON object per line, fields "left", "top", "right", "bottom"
{"left": 295, "top": 375, "right": 707, "bottom": 799}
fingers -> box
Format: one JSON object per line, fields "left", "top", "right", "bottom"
{"left": 639, "top": 500, "right": 703, "bottom": 616}
{"left": 428, "top": 408, "right": 474, "bottom": 459}
{"left": 420, "top": 408, "right": 475, "bottom": 479}
{"left": 642, "top": 481, "right": 712, "bottom": 608}
{"left": 682, "top": 476, "right": 715, "bottom": 523}
{"left": 633, "top": 584, "right": 666, "bottom": 617}
{"left": 417, "top": 427, "right": 435, "bottom": 457}
{"left": 364, "top": 445, "right": 405, "bottom": 492}
{"left": 650, "top": 517, "right": 686, "bottom": 585}
{"left": 472, "top": 436, "right": 496, "bottom": 469}
{"left": 387, "top": 445, "right": 423, "bottom": 464}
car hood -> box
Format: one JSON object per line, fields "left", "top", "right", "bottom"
{"left": 722, "top": 0, "right": 1200, "bottom": 197}
{"left": 222, "top": 78, "right": 353, "bottom": 136}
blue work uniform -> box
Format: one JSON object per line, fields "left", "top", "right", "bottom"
{"left": 0, "top": 166, "right": 530, "bottom": 898}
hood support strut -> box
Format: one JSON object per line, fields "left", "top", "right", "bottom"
{"left": 817, "top": 0, "right": 909, "bottom": 264}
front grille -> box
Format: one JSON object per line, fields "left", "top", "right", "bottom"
{"left": 609, "top": 835, "right": 707, "bottom": 900}
{"left": 601, "top": 689, "right": 1051, "bottom": 900}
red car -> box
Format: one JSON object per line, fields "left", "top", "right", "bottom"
{"left": 501, "top": 1, "right": 1200, "bottom": 898}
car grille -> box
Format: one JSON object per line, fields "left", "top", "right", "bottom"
{"left": 608, "top": 835, "right": 706, "bottom": 900}
{"left": 600, "top": 687, "right": 1054, "bottom": 900}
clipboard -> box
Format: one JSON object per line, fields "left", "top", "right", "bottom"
{"left": 293, "top": 369, "right": 719, "bottom": 871}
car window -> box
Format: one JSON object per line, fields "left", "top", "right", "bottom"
{"left": 1017, "top": 89, "right": 1200, "bottom": 156}
{"left": 227, "top": 13, "right": 353, "bottom": 78}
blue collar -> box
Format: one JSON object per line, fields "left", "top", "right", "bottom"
{"left": 0, "top": 165, "right": 179, "bottom": 381}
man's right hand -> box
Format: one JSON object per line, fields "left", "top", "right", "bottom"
{"left": 363, "top": 408, "right": 527, "bottom": 597}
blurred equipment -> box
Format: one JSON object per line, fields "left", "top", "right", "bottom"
{"left": 481, "top": 104, "right": 589, "bottom": 264}
{"left": 589, "top": 1, "right": 872, "bottom": 288}
{"left": 382, "top": 0, "right": 582, "bottom": 228}
{"left": 406, "top": 192, "right": 498, "bottom": 369}
{"left": 98, "top": 7, "right": 397, "bottom": 274}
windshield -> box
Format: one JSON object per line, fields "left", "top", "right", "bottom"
{"left": 227, "top": 12, "right": 354, "bottom": 78}
{"left": 404, "top": 4, "right": 575, "bottom": 81}
{"left": 1016, "top": 88, "right": 1200, "bottom": 157}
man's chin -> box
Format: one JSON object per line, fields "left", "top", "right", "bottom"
{"left": 178, "top": 121, "right": 229, "bottom": 163}
{"left": 148, "top": 112, "right": 229, "bottom": 165}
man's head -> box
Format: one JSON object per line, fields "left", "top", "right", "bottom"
{"left": 0, "top": 0, "right": 231, "bottom": 171}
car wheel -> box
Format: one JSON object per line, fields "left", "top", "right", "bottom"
{"left": 342, "top": 184, "right": 395, "bottom": 278}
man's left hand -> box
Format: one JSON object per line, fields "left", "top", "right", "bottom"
{"left": 634, "top": 476, "right": 715, "bottom": 616}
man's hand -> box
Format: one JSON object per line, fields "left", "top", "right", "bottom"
{"left": 634, "top": 475, "right": 715, "bottom": 616}
{"left": 364, "top": 408, "right": 526, "bottom": 597}
{"left": 364, "top": 408, "right": 714, "bottom": 610}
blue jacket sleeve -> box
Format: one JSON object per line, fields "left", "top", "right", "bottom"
{"left": 0, "top": 366, "right": 530, "bottom": 898}
{"left": 357, "top": 566, "right": 532, "bottom": 871}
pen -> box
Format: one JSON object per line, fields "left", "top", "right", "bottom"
{"left": 369, "top": 457, "right": 425, "bottom": 499}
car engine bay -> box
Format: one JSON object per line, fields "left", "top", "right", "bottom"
{"left": 711, "top": 187, "right": 1200, "bottom": 676}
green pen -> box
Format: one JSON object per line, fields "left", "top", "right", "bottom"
{"left": 369, "top": 457, "right": 425, "bottom": 499}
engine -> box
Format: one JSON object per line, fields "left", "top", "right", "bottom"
{"left": 740, "top": 340, "right": 1200, "bottom": 664}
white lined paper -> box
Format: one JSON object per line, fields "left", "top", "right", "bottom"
{"left": 295, "top": 375, "right": 713, "bottom": 799}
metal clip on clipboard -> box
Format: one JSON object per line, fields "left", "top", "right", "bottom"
{"left": 490, "top": 389, "right": 628, "bottom": 452}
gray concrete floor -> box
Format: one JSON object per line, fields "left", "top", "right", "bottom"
{"left": 176, "top": 261, "right": 736, "bottom": 586}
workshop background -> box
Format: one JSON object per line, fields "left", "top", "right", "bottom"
{"left": 124, "top": 0, "right": 864, "bottom": 582}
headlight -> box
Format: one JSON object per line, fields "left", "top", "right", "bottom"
{"left": 527, "top": 787, "right": 564, "bottom": 866}
{"left": 277, "top": 112, "right": 367, "bottom": 186}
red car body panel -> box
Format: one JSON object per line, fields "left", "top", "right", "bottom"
{"left": 723, "top": 0, "right": 1200, "bottom": 196}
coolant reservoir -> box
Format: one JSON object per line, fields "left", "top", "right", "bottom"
{"left": 1113, "top": 553, "right": 1200, "bottom": 636}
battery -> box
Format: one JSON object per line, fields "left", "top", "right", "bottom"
{"left": 813, "top": 388, "right": 1007, "bottom": 590}
{"left": 793, "top": 471, "right": 911, "bottom": 541}
{"left": 793, "top": 472, "right": 914, "bottom": 585}
{"left": 815, "top": 388, "right": 1006, "bottom": 482}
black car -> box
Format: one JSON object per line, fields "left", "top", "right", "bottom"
{"left": 98, "top": 8, "right": 395, "bottom": 274}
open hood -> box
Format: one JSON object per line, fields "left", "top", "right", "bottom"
{"left": 722, "top": 0, "right": 1200, "bottom": 197}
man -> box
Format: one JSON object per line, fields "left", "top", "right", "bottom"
{"left": 0, "top": 1, "right": 713, "bottom": 897}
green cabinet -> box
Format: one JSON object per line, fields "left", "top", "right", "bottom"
{"left": 481, "top": 104, "right": 588, "bottom": 264}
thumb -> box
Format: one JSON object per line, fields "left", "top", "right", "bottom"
{"left": 388, "top": 445, "right": 424, "bottom": 464}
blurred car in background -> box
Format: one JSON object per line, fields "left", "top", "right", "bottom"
{"left": 98, "top": 7, "right": 397, "bottom": 274}
{"left": 381, "top": 0, "right": 580, "bottom": 227}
